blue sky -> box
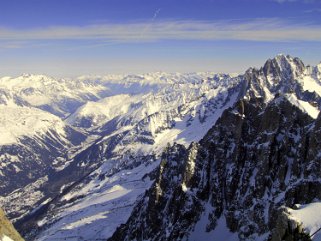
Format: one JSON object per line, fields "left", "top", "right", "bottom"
{"left": 1, "top": 0, "right": 321, "bottom": 77}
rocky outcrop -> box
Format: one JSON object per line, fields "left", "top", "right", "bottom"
{"left": 0, "top": 208, "right": 24, "bottom": 241}
{"left": 270, "top": 207, "right": 311, "bottom": 241}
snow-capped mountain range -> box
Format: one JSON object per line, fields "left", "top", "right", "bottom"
{"left": 0, "top": 54, "right": 320, "bottom": 241}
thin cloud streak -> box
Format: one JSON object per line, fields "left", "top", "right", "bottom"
{"left": 1, "top": 18, "right": 321, "bottom": 43}
{"left": 273, "top": 0, "right": 296, "bottom": 3}
{"left": 273, "top": 0, "right": 319, "bottom": 3}
{"left": 304, "top": 8, "right": 321, "bottom": 12}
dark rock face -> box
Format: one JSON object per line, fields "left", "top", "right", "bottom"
{"left": 270, "top": 207, "right": 313, "bottom": 241}
{"left": 110, "top": 55, "right": 321, "bottom": 241}
{"left": 110, "top": 143, "right": 203, "bottom": 241}
{"left": 262, "top": 55, "right": 305, "bottom": 89}
{"left": 243, "top": 54, "right": 321, "bottom": 108}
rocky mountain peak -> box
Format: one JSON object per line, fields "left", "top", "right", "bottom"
{"left": 241, "top": 54, "right": 321, "bottom": 112}
{"left": 263, "top": 54, "right": 305, "bottom": 81}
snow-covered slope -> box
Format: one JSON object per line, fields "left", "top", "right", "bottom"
{"left": 0, "top": 101, "right": 87, "bottom": 192}
{"left": 285, "top": 93, "right": 320, "bottom": 119}
{"left": 0, "top": 72, "right": 172, "bottom": 118}
{"left": 66, "top": 94, "right": 143, "bottom": 129}
{"left": 0, "top": 93, "right": 89, "bottom": 221}
{"left": 35, "top": 159, "right": 160, "bottom": 241}
{"left": 0, "top": 103, "right": 69, "bottom": 146}
{"left": 0, "top": 74, "right": 105, "bottom": 117}
{"left": 68, "top": 73, "right": 241, "bottom": 154}
{"left": 285, "top": 202, "right": 321, "bottom": 241}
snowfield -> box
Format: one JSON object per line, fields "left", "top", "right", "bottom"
{"left": 35, "top": 160, "right": 160, "bottom": 241}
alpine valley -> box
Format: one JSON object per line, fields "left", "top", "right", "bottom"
{"left": 0, "top": 54, "right": 321, "bottom": 241}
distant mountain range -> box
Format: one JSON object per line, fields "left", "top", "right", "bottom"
{"left": 0, "top": 54, "right": 320, "bottom": 241}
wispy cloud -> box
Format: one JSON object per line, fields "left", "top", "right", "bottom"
{"left": 0, "top": 41, "right": 32, "bottom": 49}
{"left": 273, "top": 0, "right": 296, "bottom": 3}
{"left": 273, "top": 0, "right": 319, "bottom": 3}
{"left": 139, "top": 8, "right": 162, "bottom": 39}
{"left": 1, "top": 18, "right": 321, "bottom": 44}
{"left": 304, "top": 7, "right": 321, "bottom": 12}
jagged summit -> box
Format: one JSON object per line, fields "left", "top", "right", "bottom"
{"left": 240, "top": 54, "right": 321, "bottom": 119}
{"left": 263, "top": 54, "right": 305, "bottom": 84}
